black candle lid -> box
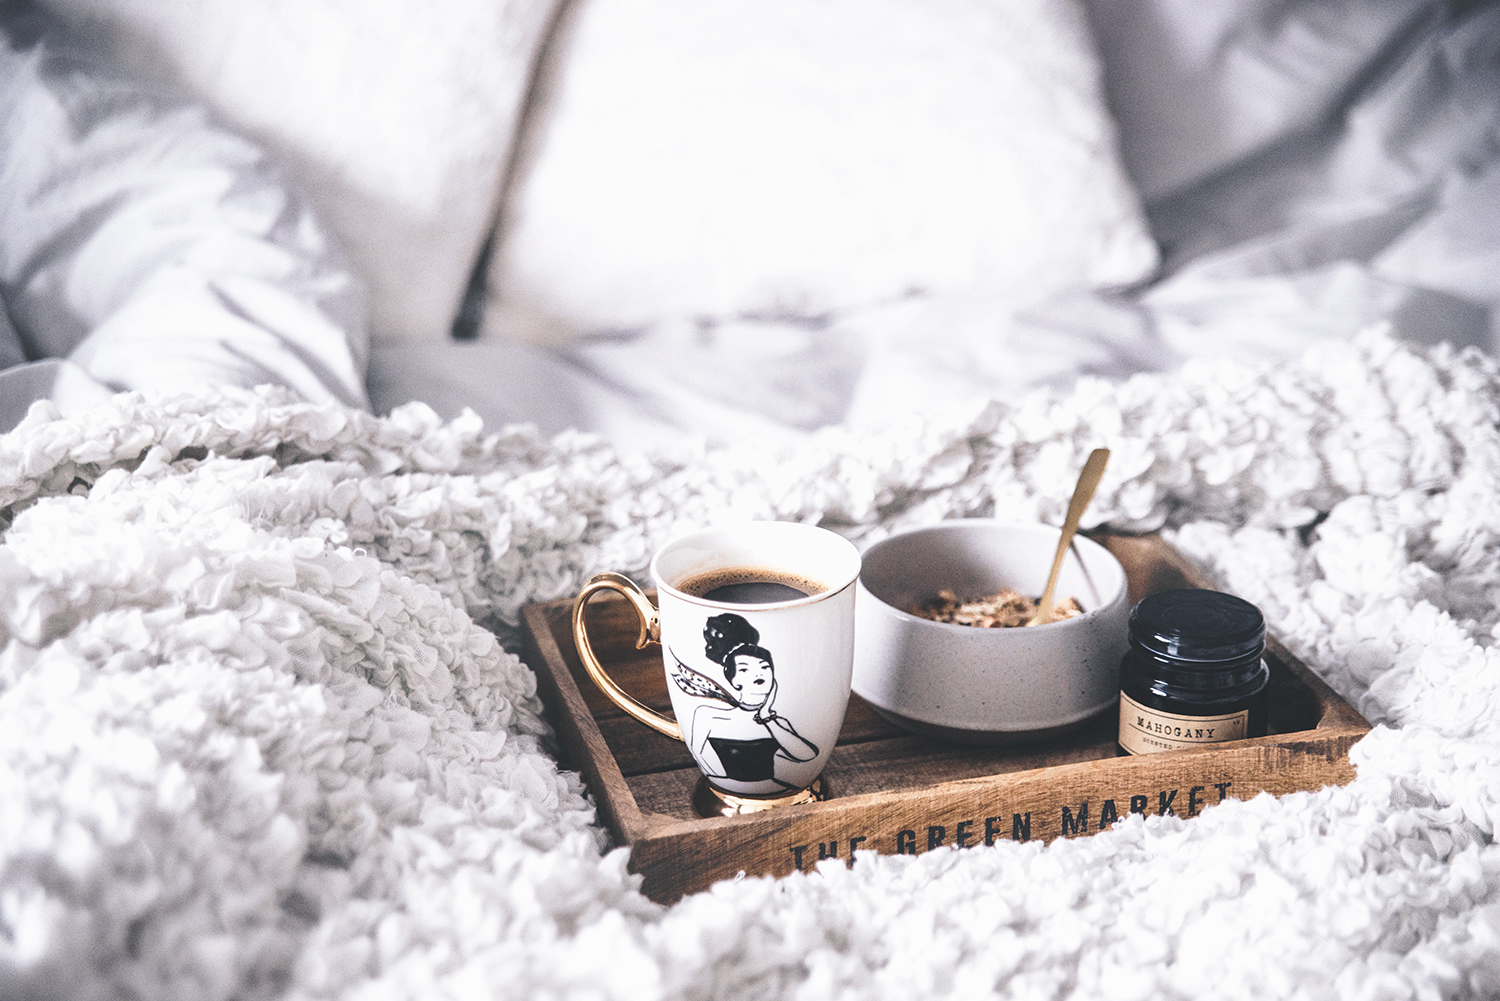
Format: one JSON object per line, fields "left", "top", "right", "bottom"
{"left": 1128, "top": 588, "right": 1265, "bottom": 664}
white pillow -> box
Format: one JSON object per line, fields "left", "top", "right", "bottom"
{"left": 35, "top": 0, "right": 560, "bottom": 343}
{"left": 483, "top": 0, "right": 1158, "bottom": 342}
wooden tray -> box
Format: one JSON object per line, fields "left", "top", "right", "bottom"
{"left": 521, "top": 533, "right": 1370, "bottom": 904}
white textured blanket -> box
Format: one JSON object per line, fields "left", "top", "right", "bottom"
{"left": 2, "top": 329, "right": 1498, "bottom": 999}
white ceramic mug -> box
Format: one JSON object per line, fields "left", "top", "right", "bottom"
{"left": 572, "top": 522, "right": 861, "bottom": 813}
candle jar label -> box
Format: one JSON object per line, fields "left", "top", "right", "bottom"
{"left": 1117, "top": 693, "right": 1249, "bottom": 755}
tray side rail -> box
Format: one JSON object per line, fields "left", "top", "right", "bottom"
{"left": 626, "top": 719, "right": 1368, "bottom": 902}
{"left": 522, "top": 602, "right": 650, "bottom": 844}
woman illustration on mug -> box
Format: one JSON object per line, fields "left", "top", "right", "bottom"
{"left": 671, "top": 613, "right": 818, "bottom": 791}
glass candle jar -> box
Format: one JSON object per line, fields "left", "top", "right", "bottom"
{"left": 1117, "top": 588, "right": 1270, "bottom": 755}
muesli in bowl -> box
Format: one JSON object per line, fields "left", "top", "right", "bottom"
{"left": 853, "top": 520, "right": 1129, "bottom": 744}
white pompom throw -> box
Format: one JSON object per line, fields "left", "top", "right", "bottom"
{"left": 2, "top": 328, "right": 1498, "bottom": 998}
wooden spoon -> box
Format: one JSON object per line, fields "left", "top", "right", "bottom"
{"left": 1027, "top": 447, "right": 1111, "bottom": 626}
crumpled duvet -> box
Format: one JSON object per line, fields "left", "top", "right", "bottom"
{"left": 0, "top": 8, "right": 371, "bottom": 432}
{"left": 2, "top": 328, "right": 1499, "bottom": 999}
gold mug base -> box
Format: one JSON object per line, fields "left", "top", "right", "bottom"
{"left": 693, "top": 775, "right": 830, "bottom": 818}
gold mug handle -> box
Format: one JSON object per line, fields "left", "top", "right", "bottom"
{"left": 571, "top": 571, "right": 682, "bottom": 740}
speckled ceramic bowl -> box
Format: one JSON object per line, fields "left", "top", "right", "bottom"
{"left": 852, "top": 520, "right": 1130, "bottom": 744}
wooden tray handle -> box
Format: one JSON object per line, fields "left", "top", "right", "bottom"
{"left": 572, "top": 572, "right": 682, "bottom": 740}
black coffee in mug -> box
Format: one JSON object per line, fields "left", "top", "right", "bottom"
{"left": 679, "top": 567, "right": 827, "bottom": 605}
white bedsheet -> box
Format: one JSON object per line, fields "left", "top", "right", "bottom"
{"left": 370, "top": 0, "right": 1500, "bottom": 452}
{"left": 0, "top": 9, "right": 372, "bottom": 431}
